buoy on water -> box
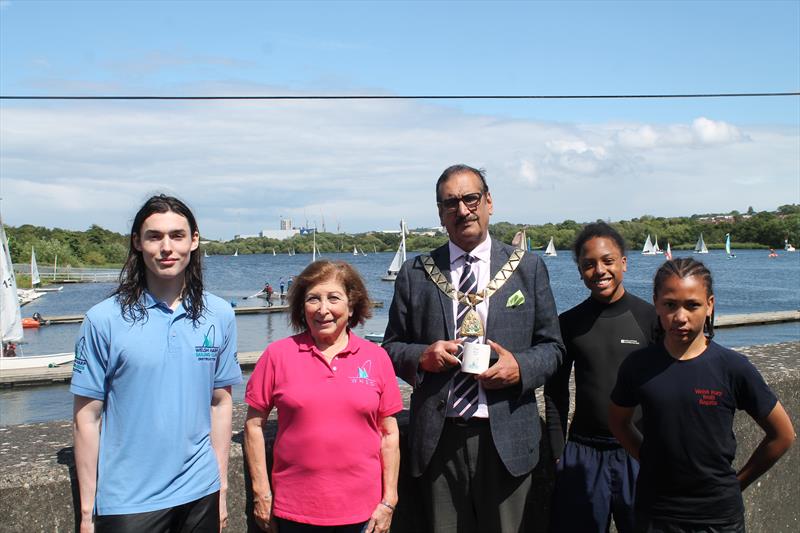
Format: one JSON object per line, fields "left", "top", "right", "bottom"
{"left": 22, "top": 318, "right": 41, "bottom": 329}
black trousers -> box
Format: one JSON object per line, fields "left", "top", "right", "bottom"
{"left": 94, "top": 491, "right": 219, "bottom": 533}
{"left": 420, "top": 418, "right": 533, "bottom": 533}
{"left": 274, "top": 516, "right": 369, "bottom": 533}
{"left": 635, "top": 512, "right": 746, "bottom": 533}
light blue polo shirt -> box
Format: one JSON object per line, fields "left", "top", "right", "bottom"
{"left": 71, "top": 291, "right": 242, "bottom": 515}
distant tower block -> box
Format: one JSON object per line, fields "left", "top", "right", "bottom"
{"left": 280, "top": 218, "right": 292, "bottom": 230}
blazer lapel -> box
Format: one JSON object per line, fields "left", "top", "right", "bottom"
{"left": 430, "top": 244, "right": 455, "bottom": 340}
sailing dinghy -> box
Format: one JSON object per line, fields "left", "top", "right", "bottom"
{"left": 382, "top": 219, "right": 407, "bottom": 281}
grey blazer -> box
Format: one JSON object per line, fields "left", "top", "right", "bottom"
{"left": 383, "top": 239, "right": 565, "bottom": 477}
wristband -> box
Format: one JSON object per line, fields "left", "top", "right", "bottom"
{"left": 380, "top": 500, "right": 395, "bottom": 512}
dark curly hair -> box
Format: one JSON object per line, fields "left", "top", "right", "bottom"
{"left": 114, "top": 194, "right": 204, "bottom": 323}
{"left": 653, "top": 257, "right": 715, "bottom": 339}
{"left": 287, "top": 260, "right": 372, "bottom": 332}
{"left": 572, "top": 222, "right": 626, "bottom": 263}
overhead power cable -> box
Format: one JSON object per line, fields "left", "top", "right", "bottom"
{"left": 0, "top": 92, "right": 798, "bottom": 101}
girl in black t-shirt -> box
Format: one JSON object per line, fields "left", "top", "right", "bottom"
{"left": 608, "top": 258, "right": 794, "bottom": 532}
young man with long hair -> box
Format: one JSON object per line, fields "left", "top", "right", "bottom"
{"left": 72, "top": 195, "right": 242, "bottom": 533}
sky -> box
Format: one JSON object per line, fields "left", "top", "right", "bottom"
{"left": 1, "top": 0, "right": 798, "bottom": 240}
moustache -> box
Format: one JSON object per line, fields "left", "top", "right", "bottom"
{"left": 456, "top": 215, "right": 479, "bottom": 224}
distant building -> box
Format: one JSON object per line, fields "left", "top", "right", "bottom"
{"left": 260, "top": 229, "right": 300, "bottom": 240}
{"left": 379, "top": 226, "right": 444, "bottom": 236}
{"left": 280, "top": 218, "right": 292, "bottom": 230}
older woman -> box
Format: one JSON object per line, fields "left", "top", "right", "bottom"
{"left": 244, "top": 260, "right": 402, "bottom": 533}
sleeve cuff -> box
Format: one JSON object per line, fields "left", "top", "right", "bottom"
{"left": 70, "top": 384, "right": 105, "bottom": 400}
{"left": 214, "top": 375, "right": 243, "bottom": 388}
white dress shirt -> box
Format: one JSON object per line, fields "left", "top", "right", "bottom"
{"left": 445, "top": 235, "right": 492, "bottom": 418}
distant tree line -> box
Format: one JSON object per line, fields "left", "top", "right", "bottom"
{"left": 6, "top": 224, "right": 128, "bottom": 267}
{"left": 493, "top": 204, "right": 800, "bottom": 253}
{"left": 5, "top": 205, "right": 798, "bottom": 267}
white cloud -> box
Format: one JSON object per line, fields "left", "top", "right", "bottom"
{"left": 613, "top": 117, "right": 746, "bottom": 149}
{"left": 691, "top": 116, "right": 746, "bottom": 144}
{"left": 0, "top": 98, "right": 796, "bottom": 238}
{"left": 517, "top": 159, "right": 539, "bottom": 187}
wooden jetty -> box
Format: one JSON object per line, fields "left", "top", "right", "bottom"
{"left": 34, "top": 301, "right": 384, "bottom": 325}
{"left": 2, "top": 310, "right": 796, "bottom": 388}
{"left": 0, "top": 350, "right": 264, "bottom": 387}
{"left": 714, "top": 310, "right": 800, "bottom": 328}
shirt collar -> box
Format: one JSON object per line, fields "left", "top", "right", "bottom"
{"left": 296, "top": 330, "right": 362, "bottom": 357}
{"left": 449, "top": 235, "right": 492, "bottom": 267}
{"left": 141, "top": 290, "right": 189, "bottom": 315}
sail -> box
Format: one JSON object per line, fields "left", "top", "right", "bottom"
{"left": 544, "top": 237, "right": 557, "bottom": 257}
{"left": 642, "top": 234, "right": 656, "bottom": 255}
{"left": 511, "top": 230, "right": 526, "bottom": 251}
{"left": 665, "top": 242, "right": 673, "bottom": 260}
{"left": 653, "top": 235, "right": 662, "bottom": 254}
{"left": 312, "top": 229, "right": 318, "bottom": 262}
{"left": 385, "top": 219, "right": 407, "bottom": 277}
{"left": 387, "top": 246, "right": 404, "bottom": 274}
{"left": 1, "top": 218, "right": 23, "bottom": 344}
{"left": 694, "top": 234, "right": 708, "bottom": 254}
{"left": 353, "top": 245, "right": 358, "bottom": 256}
{"left": 725, "top": 234, "right": 731, "bottom": 256}
{"left": 31, "top": 247, "right": 41, "bottom": 286}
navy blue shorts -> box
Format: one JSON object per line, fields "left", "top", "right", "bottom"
{"left": 94, "top": 491, "right": 219, "bottom": 533}
{"left": 549, "top": 435, "right": 639, "bottom": 533}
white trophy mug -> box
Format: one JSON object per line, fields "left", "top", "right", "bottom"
{"left": 461, "top": 342, "right": 491, "bottom": 374}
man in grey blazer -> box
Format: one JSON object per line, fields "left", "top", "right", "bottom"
{"left": 384, "top": 164, "right": 564, "bottom": 533}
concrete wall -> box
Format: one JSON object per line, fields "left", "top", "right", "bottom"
{"left": 1, "top": 342, "right": 797, "bottom": 532}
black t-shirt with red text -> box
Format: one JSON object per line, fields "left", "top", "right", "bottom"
{"left": 611, "top": 341, "right": 777, "bottom": 524}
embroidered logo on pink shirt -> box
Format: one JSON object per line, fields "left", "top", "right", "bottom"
{"left": 350, "top": 360, "right": 377, "bottom": 386}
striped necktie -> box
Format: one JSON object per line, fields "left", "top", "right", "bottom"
{"left": 450, "top": 254, "right": 480, "bottom": 420}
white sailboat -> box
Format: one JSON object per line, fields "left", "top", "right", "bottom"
{"left": 641, "top": 234, "right": 657, "bottom": 255}
{"left": 544, "top": 237, "right": 557, "bottom": 257}
{"left": 725, "top": 233, "right": 736, "bottom": 258}
{"left": 693, "top": 234, "right": 709, "bottom": 254}
{"left": 233, "top": 249, "right": 239, "bottom": 257}
{"left": 653, "top": 235, "right": 663, "bottom": 254}
{"left": 665, "top": 242, "right": 673, "bottom": 261}
{"left": 30, "top": 247, "right": 41, "bottom": 287}
{"left": 312, "top": 228, "right": 320, "bottom": 262}
{"left": 511, "top": 230, "right": 529, "bottom": 251}
{"left": 785, "top": 239, "right": 796, "bottom": 252}
{"left": 28, "top": 248, "right": 62, "bottom": 293}
{"left": 1, "top": 216, "right": 73, "bottom": 369}
{"left": 353, "top": 245, "right": 359, "bottom": 256}
{"left": 204, "top": 250, "right": 209, "bottom": 258}
{"left": 272, "top": 248, "right": 276, "bottom": 256}
{"left": 382, "top": 219, "right": 407, "bottom": 281}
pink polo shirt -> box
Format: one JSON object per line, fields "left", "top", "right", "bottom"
{"left": 245, "top": 331, "right": 403, "bottom": 526}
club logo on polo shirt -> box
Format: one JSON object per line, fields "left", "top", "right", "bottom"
{"left": 194, "top": 325, "right": 219, "bottom": 362}
{"left": 73, "top": 337, "right": 88, "bottom": 374}
{"left": 350, "top": 360, "right": 377, "bottom": 387}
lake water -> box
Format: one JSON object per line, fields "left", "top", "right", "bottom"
{"left": 2, "top": 248, "right": 798, "bottom": 425}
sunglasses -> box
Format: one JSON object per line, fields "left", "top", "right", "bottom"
{"left": 437, "top": 192, "right": 484, "bottom": 213}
